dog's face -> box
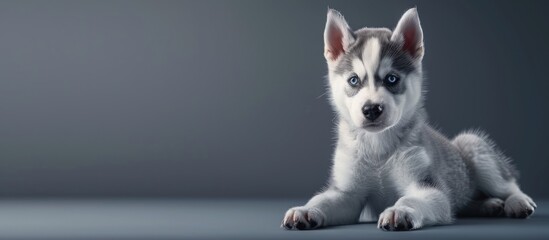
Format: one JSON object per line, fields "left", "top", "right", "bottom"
{"left": 324, "top": 8, "right": 424, "bottom": 133}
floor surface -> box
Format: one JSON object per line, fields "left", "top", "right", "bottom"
{"left": 0, "top": 199, "right": 547, "bottom": 240}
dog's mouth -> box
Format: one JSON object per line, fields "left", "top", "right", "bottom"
{"left": 362, "top": 122, "right": 385, "bottom": 129}
{"left": 361, "top": 121, "right": 387, "bottom": 132}
{"left": 363, "top": 122, "right": 382, "bottom": 127}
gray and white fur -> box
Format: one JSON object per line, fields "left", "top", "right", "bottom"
{"left": 282, "top": 8, "right": 536, "bottom": 231}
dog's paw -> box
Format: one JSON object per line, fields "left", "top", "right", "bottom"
{"left": 480, "top": 198, "right": 505, "bottom": 217}
{"left": 504, "top": 194, "right": 536, "bottom": 218}
{"left": 377, "top": 206, "right": 422, "bottom": 231}
{"left": 281, "top": 206, "right": 325, "bottom": 230}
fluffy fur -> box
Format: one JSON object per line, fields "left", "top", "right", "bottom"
{"left": 282, "top": 8, "right": 536, "bottom": 231}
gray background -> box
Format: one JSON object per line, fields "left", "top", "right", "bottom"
{"left": 0, "top": 0, "right": 547, "bottom": 198}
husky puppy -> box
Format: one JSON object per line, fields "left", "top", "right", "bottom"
{"left": 282, "top": 8, "right": 536, "bottom": 231}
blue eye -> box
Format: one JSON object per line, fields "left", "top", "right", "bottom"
{"left": 384, "top": 74, "right": 400, "bottom": 85}
{"left": 348, "top": 75, "right": 360, "bottom": 87}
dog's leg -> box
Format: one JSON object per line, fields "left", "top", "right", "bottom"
{"left": 378, "top": 184, "right": 453, "bottom": 231}
{"left": 458, "top": 197, "right": 505, "bottom": 217}
{"left": 453, "top": 132, "right": 537, "bottom": 218}
{"left": 282, "top": 134, "right": 367, "bottom": 230}
{"left": 282, "top": 189, "right": 363, "bottom": 230}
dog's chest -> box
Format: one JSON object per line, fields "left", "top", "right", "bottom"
{"left": 332, "top": 138, "right": 407, "bottom": 221}
{"left": 358, "top": 161, "right": 400, "bottom": 222}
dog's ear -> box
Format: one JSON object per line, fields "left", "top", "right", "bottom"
{"left": 391, "top": 8, "right": 424, "bottom": 60}
{"left": 324, "top": 9, "right": 354, "bottom": 62}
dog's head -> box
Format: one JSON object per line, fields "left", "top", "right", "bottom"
{"left": 325, "top": 8, "right": 424, "bottom": 133}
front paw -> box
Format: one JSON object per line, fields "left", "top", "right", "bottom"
{"left": 378, "top": 206, "right": 422, "bottom": 231}
{"left": 504, "top": 194, "right": 537, "bottom": 218}
{"left": 281, "top": 206, "right": 325, "bottom": 230}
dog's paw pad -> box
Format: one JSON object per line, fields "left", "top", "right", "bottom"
{"left": 504, "top": 194, "right": 536, "bottom": 218}
{"left": 281, "top": 206, "right": 324, "bottom": 230}
{"left": 377, "top": 206, "right": 421, "bottom": 231}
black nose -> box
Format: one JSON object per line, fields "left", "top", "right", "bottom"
{"left": 362, "top": 104, "right": 383, "bottom": 121}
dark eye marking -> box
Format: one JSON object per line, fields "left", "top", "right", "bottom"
{"left": 378, "top": 72, "right": 406, "bottom": 95}
{"left": 347, "top": 74, "right": 361, "bottom": 87}
{"left": 383, "top": 73, "right": 400, "bottom": 86}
